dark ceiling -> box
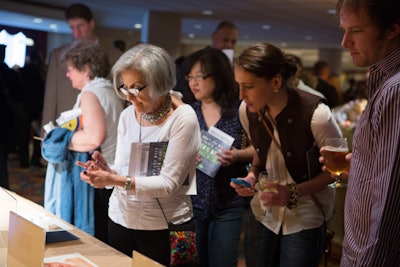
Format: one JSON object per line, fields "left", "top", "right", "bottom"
{"left": 0, "top": 0, "right": 344, "bottom": 49}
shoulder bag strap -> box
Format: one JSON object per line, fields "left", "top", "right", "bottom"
{"left": 156, "top": 198, "right": 169, "bottom": 225}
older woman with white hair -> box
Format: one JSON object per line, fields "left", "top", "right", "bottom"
{"left": 78, "top": 44, "right": 201, "bottom": 265}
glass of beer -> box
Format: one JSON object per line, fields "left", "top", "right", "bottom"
{"left": 258, "top": 171, "right": 278, "bottom": 214}
{"left": 324, "top": 137, "right": 350, "bottom": 188}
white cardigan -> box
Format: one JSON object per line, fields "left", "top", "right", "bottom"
{"left": 109, "top": 104, "right": 201, "bottom": 230}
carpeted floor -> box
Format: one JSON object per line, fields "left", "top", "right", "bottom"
{"left": 7, "top": 152, "right": 46, "bottom": 206}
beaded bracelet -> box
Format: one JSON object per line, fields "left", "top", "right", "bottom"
{"left": 287, "top": 183, "right": 299, "bottom": 209}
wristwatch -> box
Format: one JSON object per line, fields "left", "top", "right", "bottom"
{"left": 124, "top": 176, "right": 132, "bottom": 190}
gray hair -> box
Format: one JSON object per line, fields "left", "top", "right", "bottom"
{"left": 112, "top": 44, "right": 176, "bottom": 99}
{"left": 60, "top": 40, "right": 110, "bottom": 79}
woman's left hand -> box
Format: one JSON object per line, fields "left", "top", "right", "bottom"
{"left": 259, "top": 183, "right": 291, "bottom": 207}
{"left": 80, "top": 169, "right": 112, "bottom": 189}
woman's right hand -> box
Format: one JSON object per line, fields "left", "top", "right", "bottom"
{"left": 76, "top": 151, "right": 116, "bottom": 188}
{"left": 76, "top": 151, "right": 111, "bottom": 172}
{"left": 90, "top": 151, "right": 112, "bottom": 172}
{"left": 230, "top": 175, "right": 257, "bottom": 197}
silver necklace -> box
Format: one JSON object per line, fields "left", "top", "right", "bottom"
{"left": 142, "top": 95, "right": 172, "bottom": 122}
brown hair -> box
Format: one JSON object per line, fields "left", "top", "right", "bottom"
{"left": 337, "top": 0, "right": 400, "bottom": 32}
{"left": 235, "top": 42, "right": 297, "bottom": 84}
{"left": 61, "top": 41, "right": 109, "bottom": 80}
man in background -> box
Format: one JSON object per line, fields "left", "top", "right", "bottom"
{"left": 313, "top": 60, "right": 339, "bottom": 108}
{"left": 287, "top": 54, "right": 326, "bottom": 99}
{"left": 41, "top": 3, "right": 121, "bottom": 135}
{"left": 210, "top": 20, "right": 238, "bottom": 50}
{"left": 174, "top": 20, "right": 238, "bottom": 103}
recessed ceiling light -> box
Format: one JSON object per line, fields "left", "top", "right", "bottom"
{"left": 26, "top": 37, "right": 34, "bottom": 46}
{"left": 134, "top": 23, "right": 142, "bottom": 29}
{"left": 33, "top": 18, "right": 42, "bottom": 23}
{"left": 188, "top": 33, "right": 195, "bottom": 38}
{"left": 202, "top": 10, "right": 213, "bottom": 16}
{"left": 262, "top": 24, "right": 271, "bottom": 30}
{"left": 327, "top": 9, "right": 336, "bottom": 15}
{"left": 194, "top": 24, "right": 202, "bottom": 29}
{"left": 49, "top": 24, "right": 58, "bottom": 30}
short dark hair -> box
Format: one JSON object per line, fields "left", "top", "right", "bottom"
{"left": 214, "top": 20, "right": 237, "bottom": 32}
{"left": 65, "top": 3, "right": 93, "bottom": 22}
{"left": 313, "top": 60, "right": 329, "bottom": 76}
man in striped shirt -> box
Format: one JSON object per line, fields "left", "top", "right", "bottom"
{"left": 337, "top": 0, "right": 400, "bottom": 266}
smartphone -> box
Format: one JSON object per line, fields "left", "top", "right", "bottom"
{"left": 230, "top": 178, "right": 251, "bottom": 188}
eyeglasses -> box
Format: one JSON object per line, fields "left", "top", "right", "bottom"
{"left": 118, "top": 84, "right": 147, "bottom": 97}
{"left": 185, "top": 74, "right": 212, "bottom": 82}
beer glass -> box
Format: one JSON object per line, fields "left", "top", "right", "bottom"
{"left": 324, "top": 137, "right": 349, "bottom": 188}
{"left": 258, "top": 171, "right": 277, "bottom": 214}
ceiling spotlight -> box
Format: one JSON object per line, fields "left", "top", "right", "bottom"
{"left": 188, "top": 33, "right": 195, "bottom": 38}
{"left": 33, "top": 18, "right": 43, "bottom": 24}
{"left": 202, "top": 10, "right": 213, "bottom": 16}
{"left": 134, "top": 23, "right": 142, "bottom": 29}
{"left": 262, "top": 24, "right": 271, "bottom": 30}
{"left": 327, "top": 9, "right": 336, "bottom": 15}
{"left": 49, "top": 24, "right": 58, "bottom": 30}
{"left": 194, "top": 24, "right": 202, "bottom": 29}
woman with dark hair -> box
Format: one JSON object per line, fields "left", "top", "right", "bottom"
{"left": 183, "top": 47, "right": 254, "bottom": 267}
{"left": 231, "top": 43, "right": 342, "bottom": 267}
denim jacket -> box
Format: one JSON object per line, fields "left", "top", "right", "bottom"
{"left": 42, "top": 127, "right": 93, "bottom": 235}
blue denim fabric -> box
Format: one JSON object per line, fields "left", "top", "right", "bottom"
{"left": 45, "top": 151, "right": 94, "bottom": 235}
{"left": 43, "top": 129, "right": 94, "bottom": 235}
{"left": 44, "top": 162, "right": 62, "bottom": 214}
{"left": 42, "top": 128, "right": 74, "bottom": 163}
{"left": 194, "top": 206, "right": 244, "bottom": 267}
{"left": 245, "top": 213, "right": 325, "bottom": 267}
